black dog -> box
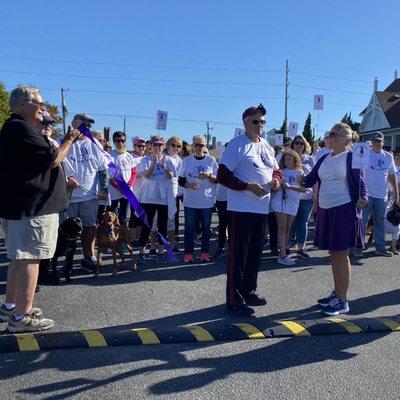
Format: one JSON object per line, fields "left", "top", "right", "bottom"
{"left": 38, "top": 217, "right": 83, "bottom": 284}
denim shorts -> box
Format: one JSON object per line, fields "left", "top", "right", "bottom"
{"left": 3, "top": 214, "right": 59, "bottom": 260}
{"left": 66, "top": 199, "right": 98, "bottom": 227}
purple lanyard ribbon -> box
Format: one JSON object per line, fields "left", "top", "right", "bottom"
{"left": 77, "top": 124, "right": 177, "bottom": 261}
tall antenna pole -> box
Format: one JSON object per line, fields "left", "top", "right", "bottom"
{"left": 284, "top": 59, "right": 289, "bottom": 132}
{"left": 123, "top": 116, "right": 127, "bottom": 134}
{"left": 61, "top": 88, "right": 67, "bottom": 136}
{"left": 206, "top": 122, "right": 211, "bottom": 147}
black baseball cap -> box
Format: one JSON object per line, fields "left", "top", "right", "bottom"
{"left": 242, "top": 103, "right": 266, "bottom": 121}
{"left": 372, "top": 131, "right": 384, "bottom": 142}
{"left": 73, "top": 113, "right": 95, "bottom": 125}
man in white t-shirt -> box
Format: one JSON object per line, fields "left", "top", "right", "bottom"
{"left": 315, "top": 131, "right": 332, "bottom": 162}
{"left": 108, "top": 131, "right": 136, "bottom": 225}
{"left": 359, "top": 131, "right": 399, "bottom": 257}
{"left": 218, "top": 103, "right": 282, "bottom": 317}
{"left": 65, "top": 114, "right": 110, "bottom": 271}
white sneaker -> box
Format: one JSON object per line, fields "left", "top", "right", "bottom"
{"left": 277, "top": 255, "right": 295, "bottom": 266}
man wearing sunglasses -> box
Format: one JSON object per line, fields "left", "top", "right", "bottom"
{"left": 0, "top": 85, "right": 80, "bottom": 332}
{"left": 218, "top": 103, "right": 282, "bottom": 316}
{"left": 128, "top": 137, "right": 147, "bottom": 243}
{"left": 108, "top": 131, "right": 136, "bottom": 225}
{"left": 65, "top": 113, "right": 110, "bottom": 272}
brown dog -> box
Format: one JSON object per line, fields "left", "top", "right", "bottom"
{"left": 95, "top": 211, "right": 137, "bottom": 277}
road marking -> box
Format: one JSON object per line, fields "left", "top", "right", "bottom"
{"left": 327, "top": 317, "right": 363, "bottom": 333}
{"left": 232, "top": 323, "right": 265, "bottom": 339}
{"left": 132, "top": 328, "right": 160, "bottom": 344}
{"left": 14, "top": 333, "right": 40, "bottom": 352}
{"left": 278, "top": 321, "right": 311, "bottom": 336}
{"left": 376, "top": 318, "right": 400, "bottom": 332}
{"left": 184, "top": 326, "right": 215, "bottom": 342}
{"left": 82, "top": 330, "right": 108, "bottom": 347}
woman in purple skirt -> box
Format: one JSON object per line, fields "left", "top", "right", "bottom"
{"left": 297, "top": 123, "right": 368, "bottom": 316}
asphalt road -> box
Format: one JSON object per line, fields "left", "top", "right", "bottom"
{"left": 0, "top": 217, "right": 399, "bottom": 399}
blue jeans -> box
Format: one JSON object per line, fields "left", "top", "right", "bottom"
{"left": 184, "top": 207, "right": 213, "bottom": 254}
{"left": 291, "top": 199, "right": 314, "bottom": 248}
{"left": 361, "top": 196, "right": 386, "bottom": 251}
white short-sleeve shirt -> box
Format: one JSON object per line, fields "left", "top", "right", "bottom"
{"left": 67, "top": 138, "right": 108, "bottom": 203}
{"left": 179, "top": 155, "right": 218, "bottom": 209}
{"left": 220, "top": 134, "right": 278, "bottom": 214}
{"left": 365, "top": 149, "right": 396, "bottom": 199}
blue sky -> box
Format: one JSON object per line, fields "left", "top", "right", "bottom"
{"left": 1, "top": 0, "right": 399, "bottom": 144}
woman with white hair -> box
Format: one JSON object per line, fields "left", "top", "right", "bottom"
{"left": 297, "top": 123, "right": 368, "bottom": 316}
{"left": 178, "top": 135, "right": 218, "bottom": 263}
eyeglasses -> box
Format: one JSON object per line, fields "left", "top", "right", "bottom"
{"left": 252, "top": 119, "right": 266, "bottom": 126}
{"left": 152, "top": 143, "right": 164, "bottom": 147}
{"left": 114, "top": 138, "right": 126, "bottom": 143}
{"left": 135, "top": 144, "right": 146, "bottom": 148}
{"left": 25, "top": 99, "right": 46, "bottom": 109}
{"left": 170, "top": 143, "right": 182, "bottom": 149}
{"left": 294, "top": 141, "right": 305, "bottom": 146}
{"left": 194, "top": 143, "right": 205, "bottom": 148}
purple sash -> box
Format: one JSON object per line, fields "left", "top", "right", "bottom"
{"left": 77, "top": 124, "right": 177, "bottom": 261}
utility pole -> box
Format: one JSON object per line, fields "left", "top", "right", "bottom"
{"left": 123, "top": 116, "right": 127, "bottom": 134}
{"left": 206, "top": 122, "right": 213, "bottom": 148}
{"left": 284, "top": 59, "right": 289, "bottom": 132}
{"left": 61, "top": 88, "right": 67, "bottom": 136}
{"left": 374, "top": 77, "right": 378, "bottom": 92}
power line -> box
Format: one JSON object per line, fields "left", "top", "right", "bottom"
{"left": 3, "top": 84, "right": 364, "bottom": 107}
{"left": 0, "top": 69, "right": 283, "bottom": 87}
{"left": 291, "top": 70, "right": 372, "bottom": 84}
{"left": 66, "top": 110, "right": 280, "bottom": 128}
{"left": 0, "top": 55, "right": 284, "bottom": 73}
{"left": 291, "top": 84, "right": 369, "bottom": 96}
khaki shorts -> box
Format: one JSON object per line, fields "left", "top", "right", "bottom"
{"left": 3, "top": 214, "right": 59, "bottom": 260}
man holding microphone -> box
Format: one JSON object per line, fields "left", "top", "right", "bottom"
{"left": 218, "top": 104, "right": 281, "bottom": 316}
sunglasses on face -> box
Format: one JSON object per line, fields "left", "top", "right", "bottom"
{"left": 252, "top": 119, "right": 266, "bottom": 126}
{"left": 114, "top": 139, "right": 126, "bottom": 144}
{"left": 294, "top": 141, "right": 304, "bottom": 146}
{"left": 25, "top": 99, "right": 46, "bottom": 109}
{"left": 194, "top": 143, "right": 205, "bottom": 148}
{"left": 170, "top": 143, "right": 182, "bottom": 149}
{"left": 135, "top": 144, "right": 146, "bottom": 148}
{"left": 329, "top": 132, "right": 342, "bottom": 138}
{"left": 152, "top": 143, "right": 164, "bottom": 147}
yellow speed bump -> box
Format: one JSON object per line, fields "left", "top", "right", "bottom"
{"left": 278, "top": 321, "right": 311, "bottom": 336}
{"left": 132, "top": 328, "right": 160, "bottom": 344}
{"left": 184, "top": 325, "right": 215, "bottom": 342}
{"left": 232, "top": 323, "right": 265, "bottom": 339}
{"left": 82, "top": 330, "right": 108, "bottom": 348}
{"left": 327, "top": 317, "right": 363, "bottom": 334}
{"left": 15, "top": 333, "right": 40, "bottom": 352}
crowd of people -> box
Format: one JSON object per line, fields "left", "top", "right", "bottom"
{"left": 0, "top": 85, "right": 399, "bottom": 333}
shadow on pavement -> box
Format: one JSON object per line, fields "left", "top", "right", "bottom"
{"left": 0, "top": 331, "right": 392, "bottom": 399}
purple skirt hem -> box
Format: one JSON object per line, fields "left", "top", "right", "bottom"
{"left": 314, "top": 202, "right": 364, "bottom": 251}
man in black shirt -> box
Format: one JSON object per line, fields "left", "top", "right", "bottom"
{"left": 0, "top": 85, "right": 80, "bottom": 333}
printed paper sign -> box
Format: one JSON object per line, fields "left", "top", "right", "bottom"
{"left": 288, "top": 122, "right": 298, "bottom": 137}
{"left": 314, "top": 95, "right": 324, "bottom": 110}
{"left": 352, "top": 143, "right": 370, "bottom": 169}
{"left": 155, "top": 110, "right": 168, "bottom": 130}
{"left": 275, "top": 134, "right": 284, "bottom": 145}
{"left": 234, "top": 128, "right": 245, "bottom": 137}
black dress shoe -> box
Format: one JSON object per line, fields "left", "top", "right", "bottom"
{"left": 244, "top": 293, "right": 267, "bottom": 306}
{"left": 225, "top": 303, "right": 255, "bottom": 317}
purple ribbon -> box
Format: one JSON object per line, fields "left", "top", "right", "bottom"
{"left": 77, "top": 124, "right": 177, "bottom": 261}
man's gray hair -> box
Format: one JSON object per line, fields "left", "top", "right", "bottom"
{"left": 9, "top": 85, "right": 41, "bottom": 110}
